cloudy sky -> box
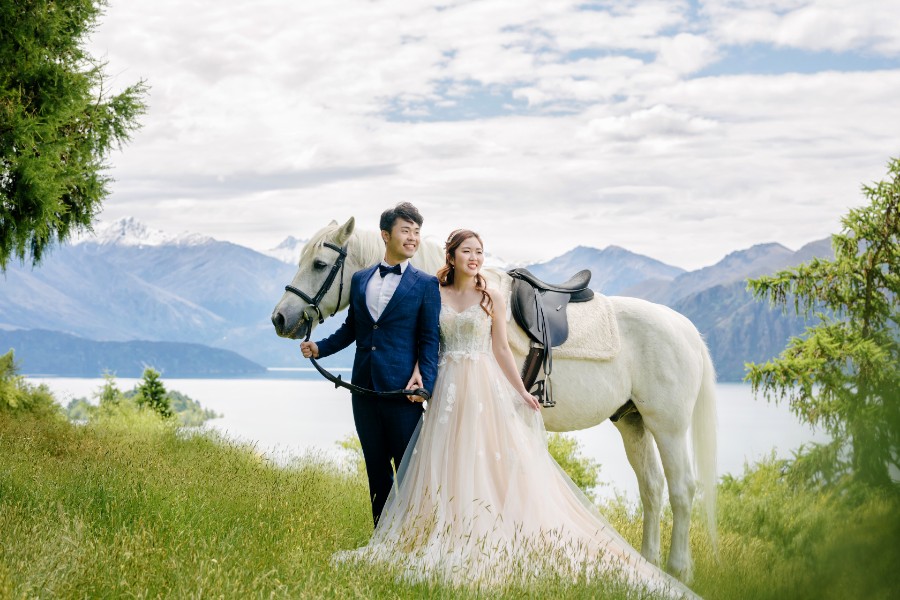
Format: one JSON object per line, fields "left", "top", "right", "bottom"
{"left": 89, "top": 0, "right": 900, "bottom": 270}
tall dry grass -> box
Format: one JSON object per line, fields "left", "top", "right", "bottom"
{"left": 1, "top": 401, "right": 897, "bottom": 598}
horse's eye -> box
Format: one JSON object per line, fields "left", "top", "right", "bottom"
{"left": 313, "top": 259, "right": 328, "bottom": 270}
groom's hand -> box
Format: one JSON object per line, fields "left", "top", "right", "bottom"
{"left": 300, "top": 341, "right": 319, "bottom": 359}
{"left": 405, "top": 371, "right": 424, "bottom": 401}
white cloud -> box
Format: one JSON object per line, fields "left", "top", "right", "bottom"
{"left": 702, "top": 0, "right": 900, "bottom": 55}
{"left": 657, "top": 34, "right": 720, "bottom": 74}
{"left": 582, "top": 104, "right": 719, "bottom": 140}
{"left": 85, "top": 0, "right": 900, "bottom": 271}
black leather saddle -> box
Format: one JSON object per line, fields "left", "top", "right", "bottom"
{"left": 508, "top": 268, "right": 594, "bottom": 407}
{"left": 510, "top": 268, "right": 594, "bottom": 347}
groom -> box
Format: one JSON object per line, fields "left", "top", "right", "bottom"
{"left": 300, "top": 202, "right": 441, "bottom": 525}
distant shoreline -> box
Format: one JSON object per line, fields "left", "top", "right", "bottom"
{"left": 25, "top": 366, "right": 353, "bottom": 380}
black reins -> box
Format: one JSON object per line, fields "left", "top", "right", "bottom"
{"left": 283, "top": 242, "right": 430, "bottom": 401}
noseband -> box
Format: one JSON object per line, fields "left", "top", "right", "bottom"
{"left": 284, "top": 241, "right": 347, "bottom": 325}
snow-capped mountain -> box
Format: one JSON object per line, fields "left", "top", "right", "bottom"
{"left": 4, "top": 218, "right": 300, "bottom": 367}
{"left": 74, "top": 217, "right": 214, "bottom": 247}
{"left": 263, "top": 235, "right": 308, "bottom": 265}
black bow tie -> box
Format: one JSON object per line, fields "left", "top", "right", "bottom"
{"left": 379, "top": 263, "right": 402, "bottom": 278}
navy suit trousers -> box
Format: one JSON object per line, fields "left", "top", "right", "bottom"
{"left": 352, "top": 392, "right": 423, "bottom": 525}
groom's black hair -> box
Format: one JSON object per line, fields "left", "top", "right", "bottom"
{"left": 380, "top": 202, "right": 424, "bottom": 232}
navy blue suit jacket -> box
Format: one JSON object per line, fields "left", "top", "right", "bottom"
{"left": 315, "top": 264, "right": 441, "bottom": 396}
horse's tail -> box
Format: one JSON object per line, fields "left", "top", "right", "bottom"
{"left": 692, "top": 341, "right": 718, "bottom": 553}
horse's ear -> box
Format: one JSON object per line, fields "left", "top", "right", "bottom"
{"left": 334, "top": 217, "right": 355, "bottom": 245}
{"left": 328, "top": 219, "right": 338, "bottom": 226}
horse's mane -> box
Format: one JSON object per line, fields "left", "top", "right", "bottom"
{"left": 303, "top": 221, "right": 445, "bottom": 276}
{"left": 410, "top": 235, "right": 445, "bottom": 275}
{"left": 347, "top": 230, "right": 385, "bottom": 268}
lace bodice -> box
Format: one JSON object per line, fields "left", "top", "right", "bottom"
{"left": 439, "top": 304, "right": 492, "bottom": 362}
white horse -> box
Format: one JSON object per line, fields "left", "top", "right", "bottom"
{"left": 271, "top": 217, "right": 717, "bottom": 582}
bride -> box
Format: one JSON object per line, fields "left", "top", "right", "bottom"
{"left": 336, "top": 229, "right": 701, "bottom": 598}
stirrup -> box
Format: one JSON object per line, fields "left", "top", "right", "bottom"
{"left": 531, "top": 379, "right": 556, "bottom": 408}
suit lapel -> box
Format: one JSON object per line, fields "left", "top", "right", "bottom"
{"left": 356, "top": 265, "right": 378, "bottom": 323}
{"left": 379, "top": 265, "right": 419, "bottom": 322}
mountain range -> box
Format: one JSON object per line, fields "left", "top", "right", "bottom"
{"left": 526, "top": 245, "right": 686, "bottom": 296}
{"left": 507, "top": 238, "right": 833, "bottom": 380}
{"left": 1, "top": 218, "right": 832, "bottom": 380}
{"left": 0, "top": 218, "right": 329, "bottom": 374}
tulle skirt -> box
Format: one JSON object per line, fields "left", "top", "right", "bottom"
{"left": 334, "top": 350, "right": 698, "bottom": 598}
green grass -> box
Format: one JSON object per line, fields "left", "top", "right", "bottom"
{"left": 1, "top": 408, "right": 898, "bottom": 599}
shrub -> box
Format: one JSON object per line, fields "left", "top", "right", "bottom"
{"left": 548, "top": 432, "right": 603, "bottom": 501}
{"left": 0, "top": 350, "right": 60, "bottom": 417}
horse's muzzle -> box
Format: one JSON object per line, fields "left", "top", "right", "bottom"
{"left": 272, "top": 309, "right": 309, "bottom": 339}
{"left": 271, "top": 311, "right": 287, "bottom": 336}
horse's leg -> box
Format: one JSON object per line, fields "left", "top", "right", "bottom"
{"left": 613, "top": 411, "right": 664, "bottom": 567}
{"left": 653, "top": 428, "right": 696, "bottom": 583}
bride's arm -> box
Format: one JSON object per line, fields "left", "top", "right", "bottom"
{"left": 488, "top": 290, "right": 541, "bottom": 411}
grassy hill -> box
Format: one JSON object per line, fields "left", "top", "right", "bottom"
{"left": 1, "top": 386, "right": 897, "bottom": 598}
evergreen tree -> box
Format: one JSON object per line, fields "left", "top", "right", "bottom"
{"left": 136, "top": 368, "right": 171, "bottom": 418}
{"left": 747, "top": 158, "right": 900, "bottom": 488}
{"left": 96, "top": 372, "right": 122, "bottom": 408}
{"left": 1, "top": 0, "right": 147, "bottom": 270}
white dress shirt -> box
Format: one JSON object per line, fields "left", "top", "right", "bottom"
{"left": 365, "top": 259, "right": 409, "bottom": 321}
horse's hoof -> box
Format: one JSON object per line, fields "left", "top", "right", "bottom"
{"left": 667, "top": 560, "right": 693, "bottom": 584}
{"left": 641, "top": 549, "right": 661, "bottom": 568}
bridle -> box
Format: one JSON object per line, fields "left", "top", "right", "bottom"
{"left": 282, "top": 241, "right": 430, "bottom": 401}
{"left": 284, "top": 241, "right": 348, "bottom": 326}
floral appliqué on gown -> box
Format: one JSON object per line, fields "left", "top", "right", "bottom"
{"left": 334, "top": 303, "right": 699, "bottom": 598}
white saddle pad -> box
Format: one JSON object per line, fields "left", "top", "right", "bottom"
{"left": 484, "top": 269, "right": 621, "bottom": 361}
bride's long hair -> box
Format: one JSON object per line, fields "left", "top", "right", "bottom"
{"left": 437, "top": 229, "right": 493, "bottom": 317}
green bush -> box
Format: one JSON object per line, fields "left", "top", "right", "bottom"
{"left": 548, "top": 432, "right": 604, "bottom": 501}
{"left": 0, "top": 349, "right": 60, "bottom": 417}
{"left": 687, "top": 455, "right": 900, "bottom": 600}
{"left": 165, "top": 389, "right": 220, "bottom": 426}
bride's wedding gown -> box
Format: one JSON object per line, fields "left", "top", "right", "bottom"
{"left": 337, "top": 303, "right": 699, "bottom": 598}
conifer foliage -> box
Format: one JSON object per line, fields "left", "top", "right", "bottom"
{"left": 136, "top": 367, "right": 172, "bottom": 418}
{"left": 0, "top": 0, "right": 147, "bottom": 270}
{"left": 747, "top": 158, "right": 900, "bottom": 488}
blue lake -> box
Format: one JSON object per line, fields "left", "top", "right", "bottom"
{"left": 30, "top": 376, "right": 829, "bottom": 501}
